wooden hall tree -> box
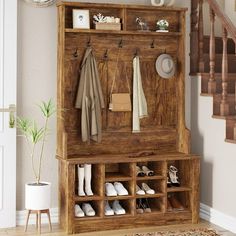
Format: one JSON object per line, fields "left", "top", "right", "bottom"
{"left": 57, "top": 2, "right": 200, "bottom": 234}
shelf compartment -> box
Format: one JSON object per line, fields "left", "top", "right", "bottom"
{"left": 65, "top": 28, "right": 182, "bottom": 36}
{"left": 74, "top": 200, "right": 103, "bottom": 219}
{"left": 75, "top": 164, "right": 104, "bottom": 197}
{"left": 136, "top": 179, "right": 165, "bottom": 195}
{"left": 136, "top": 197, "right": 164, "bottom": 215}
{"left": 105, "top": 199, "right": 135, "bottom": 217}
{"left": 105, "top": 163, "right": 133, "bottom": 181}
{"left": 105, "top": 181, "right": 134, "bottom": 197}
{"left": 167, "top": 192, "right": 191, "bottom": 213}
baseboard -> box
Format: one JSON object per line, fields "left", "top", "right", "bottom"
{"left": 16, "top": 208, "right": 59, "bottom": 226}
{"left": 200, "top": 203, "right": 236, "bottom": 233}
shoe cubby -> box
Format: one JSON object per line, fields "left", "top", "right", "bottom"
{"left": 74, "top": 164, "right": 104, "bottom": 199}
{"left": 167, "top": 192, "right": 191, "bottom": 212}
{"left": 167, "top": 160, "right": 192, "bottom": 191}
{"left": 136, "top": 197, "right": 165, "bottom": 215}
{"left": 136, "top": 161, "right": 166, "bottom": 180}
{"left": 105, "top": 163, "right": 134, "bottom": 181}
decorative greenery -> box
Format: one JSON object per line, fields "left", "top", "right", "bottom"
{"left": 17, "top": 99, "right": 56, "bottom": 184}
{"left": 156, "top": 19, "right": 169, "bottom": 30}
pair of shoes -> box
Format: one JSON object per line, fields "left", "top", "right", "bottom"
{"left": 136, "top": 183, "right": 155, "bottom": 195}
{"left": 75, "top": 203, "right": 95, "bottom": 217}
{"left": 136, "top": 199, "right": 151, "bottom": 214}
{"left": 105, "top": 182, "right": 128, "bottom": 196}
{"left": 77, "top": 164, "right": 94, "bottom": 196}
{"left": 136, "top": 166, "right": 154, "bottom": 177}
{"left": 167, "top": 165, "right": 180, "bottom": 187}
{"left": 167, "top": 195, "right": 184, "bottom": 211}
{"left": 105, "top": 200, "right": 126, "bottom": 216}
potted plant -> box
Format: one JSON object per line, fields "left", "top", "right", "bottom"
{"left": 156, "top": 19, "right": 169, "bottom": 32}
{"left": 17, "top": 99, "right": 55, "bottom": 211}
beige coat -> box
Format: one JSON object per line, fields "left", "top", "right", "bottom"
{"left": 75, "top": 48, "right": 105, "bottom": 142}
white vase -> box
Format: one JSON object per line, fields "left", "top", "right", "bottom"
{"left": 25, "top": 182, "right": 51, "bottom": 210}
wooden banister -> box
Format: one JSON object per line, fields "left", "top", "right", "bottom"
{"left": 198, "top": 0, "right": 204, "bottom": 73}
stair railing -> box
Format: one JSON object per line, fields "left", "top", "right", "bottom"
{"left": 191, "top": 0, "right": 236, "bottom": 116}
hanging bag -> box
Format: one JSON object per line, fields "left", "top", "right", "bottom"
{"left": 109, "top": 49, "right": 132, "bottom": 112}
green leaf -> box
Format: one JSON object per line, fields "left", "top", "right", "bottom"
{"left": 38, "top": 99, "right": 56, "bottom": 118}
{"left": 28, "top": 122, "right": 45, "bottom": 144}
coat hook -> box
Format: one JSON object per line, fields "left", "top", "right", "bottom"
{"left": 163, "top": 48, "right": 167, "bottom": 54}
{"left": 103, "top": 49, "right": 108, "bottom": 60}
{"left": 118, "top": 39, "right": 123, "bottom": 48}
{"left": 73, "top": 48, "right": 78, "bottom": 58}
{"left": 151, "top": 40, "right": 155, "bottom": 48}
{"left": 134, "top": 48, "right": 139, "bottom": 57}
{"left": 87, "top": 37, "right": 91, "bottom": 47}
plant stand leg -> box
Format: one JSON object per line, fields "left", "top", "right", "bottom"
{"left": 24, "top": 210, "right": 31, "bottom": 232}
{"left": 46, "top": 209, "right": 52, "bottom": 232}
{"left": 36, "top": 212, "right": 38, "bottom": 229}
{"left": 38, "top": 210, "right": 41, "bottom": 234}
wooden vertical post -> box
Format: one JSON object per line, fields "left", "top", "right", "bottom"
{"left": 190, "top": 0, "right": 199, "bottom": 74}
{"left": 198, "top": 0, "right": 204, "bottom": 73}
{"left": 220, "top": 27, "right": 229, "bottom": 116}
{"left": 208, "top": 8, "right": 216, "bottom": 94}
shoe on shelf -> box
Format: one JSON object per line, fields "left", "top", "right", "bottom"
{"left": 112, "top": 200, "right": 126, "bottom": 215}
{"left": 142, "top": 166, "right": 154, "bottom": 176}
{"left": 82, "top": 203, "right": 96, "bottom": 216}
{"left": 141, "top": 183, "right": 155, "bottom": 194}
{"left": 84, "top": 164, "right": 94, "bottom": 196}
{"left": 169, "top": 165, "right": 180, "bottom": 187}
{"left": 105, "top": 201, "right": 114, "bottom": 216}
{"left": 167, "top": 175, "right": 172, "bottom": 188}
{"left": 105, "top": 182, "right": 117, "bottom": 197}
{"left": 142, "top": 198, "right": 151, "bottom": 213}
{"left": 168, "top": 195, "right": 184, "bottom": 211}
{"left": 75, "top": 204, "right": 85, "bottom": 217}
{"left": 114, "top": 182, "right": 128, "bottom": 196}
{"left": 77, "top": 165, "right": 86, "bottom": 196}
{"left": 136, "top": 166, "right": 145, "bottom": 177}
{"left": 136, "top": 199, "right": 144, "bottom": 214}
{"left": 136, "top": 185, "right": 145, "bottom": 195}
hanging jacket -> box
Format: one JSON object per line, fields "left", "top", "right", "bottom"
{"left": 132, "top": 55, "right": 148, "bottom": 133}
{"left": 75, "top": 47, "right": 105, "bottom": 142}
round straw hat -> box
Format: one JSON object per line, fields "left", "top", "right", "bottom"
{"left": 155, "top": 54, "right": 175, "bottom": 79}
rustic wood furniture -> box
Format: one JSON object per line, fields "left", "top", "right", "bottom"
{"left": 57, "top": 2, "right": 200, "bottom": 234}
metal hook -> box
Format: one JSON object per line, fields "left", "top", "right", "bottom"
{"left": 118, "top": 39, "right": 123, "bottom": 48}
{"left": 73, "top": 48, "right": 78, "bottom": 58}
{"left": 134, "top": 48, "right": 139, "bottom": 57}
{"left": 163, "top": 48, "right": 167, "bottom": 54}
{"left": 87, "top": 37, "right": 91, "bottom": 47}
{"left": 151, "top": 40, "right": 155, "bottom": 49}
{"left": 103, "top": 49, "right": 108, "bottom": 60}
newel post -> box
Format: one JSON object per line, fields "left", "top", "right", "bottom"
{"left": 220, "top": 27, "right": 229, "bottom": 116}
{"left": 190, "top": 0, "right": 199, "bottom": 73}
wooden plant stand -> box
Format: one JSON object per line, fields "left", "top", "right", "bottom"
{"left": 25, "top": 209, "right": 52, "bottom": 234}
{"left": 57, "top": 2, "right": 200, "bottom": 234}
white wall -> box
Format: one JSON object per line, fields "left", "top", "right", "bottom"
{"left": 17, "top": 0, "right": 191, "bottom": 210}
{"left": 225, "top": 0, "right": 236, "bottom": 25}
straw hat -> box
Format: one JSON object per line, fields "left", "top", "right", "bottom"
{"left": 155, "top": 54, "right": 175, "bottom": 79}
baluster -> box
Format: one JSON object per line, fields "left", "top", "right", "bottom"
{"left": 220, "top": 27, "right": 229, "bottom": 116}
{"left": 208, "top": 8, "right": 216, "bottom": 94}
{"left": 198, "top": 0, "right": 204, "bottom": 73}
{"left": 190, "top": 0, "right": 199, "bottom": 73}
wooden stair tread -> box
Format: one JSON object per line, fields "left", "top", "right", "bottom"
{"left": 212, "top": 115, "right": 236, "bottom": 120}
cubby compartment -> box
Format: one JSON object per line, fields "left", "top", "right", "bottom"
{"left": 74, "top": 200, "right": 103, "bottom": 219}
{"left": 136, "top": 197, "right": 164, "bottom": 215}
{"left": 104, "top": 199, "right": 134, "bottom": 218}
{"left": 167, "top": 192, "right": 191, "bottom": 212}
{"left": 75, "top": 164, "right": 104, "bottom": 198}
{"left": 136, "top": 179, "right": 165, "bottom": 197}
{"left": 167, "top": 160, "right": 191, "bottom": 190}
{"left": 136, "top": 161, "right": 165, "bottom": 180}
{"left": 105, "top": 163, "right": 133, "bottom": 181}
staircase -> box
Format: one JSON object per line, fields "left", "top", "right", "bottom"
{"left": 190, "top": 0, "right": 236, "bottom": 143}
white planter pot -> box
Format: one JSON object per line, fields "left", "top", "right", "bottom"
{"left": 25, "top": 182, "right": 51, "bottom": 210}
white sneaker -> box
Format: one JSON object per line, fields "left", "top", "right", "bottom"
{"left": 136, "top": 185, "right": 145, "bottom": 195}
{"left": 105, "top": 201, "right": 114, "bottom": 216}
{"left": 114, "top": 182, "right": 128, "bottom": 196}
{"left": 112, "top": 200, "right": 126, "bottom": 215}
{"left": 105, "top": 183, "right": 117, "bottom": 196}
{"left": 82, "top": 203, "right": 95, "bottom": 217}
{"left": 141, "top": 183, "right": 155, "bottom": 194}
{"left": 74, "top": 204, "right": 85, "bottom": 217}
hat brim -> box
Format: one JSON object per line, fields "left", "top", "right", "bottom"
{"left": 155, "top": 54, "right": 176, "bottom": 79}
